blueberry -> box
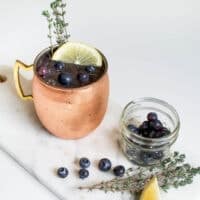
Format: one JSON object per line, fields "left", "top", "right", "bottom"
{"left": 77, "top": 72, "right": 89, "bottom": 83}
{"left": 127, "top": 124, "right": 139, "bottom": 134}
{"left": 54, "top": 61, "right": 65, "bottom": 71}
{"left": 79, "top": 157, "right": 91, "bottom": 169}
{"left": 140, "top": 152, "right": 154, "bottom": 164}
{"left": 141, "top": 130, "right": 150, "bottom": 138}
{"left": 139, "top": 121, "right": 149, "bottom": 131}
{"left": 154, "top": 131, "right": 164, "bottom": 138}
{"left": 148, "top": 130, "right": 157, "bottom": 138}
{"left": 126, "top": 149, "right": 136, "bottom": 157}
{"left": 161, "top": 127, "right": 171, "bottom": 136}
{"left": 152, "top": 151, "right": 164, "bottom": 160}
{"left": 98, "top": 158, "right": 112, "bottom": 172}
{"left": 85, "top": 66, "right": 96, "bottom": 73}
{"left": 147, "top": 112, "right": 158, "bottom": 121}
{"left": 113, "top": 165, "right": 125, "bottom": 177}
{"left": 149, "top": 120, "right": 163, "bottom": 130}
{"left": 38, "top": 66, "right": 49, "bottom": 76}
{"left": 79, "top": 169, "right": 89, "bottom": 179}
{"left": 57, "top": 167, "right": 69, "bottom": 178}
{"left": 58, "top": 73, "right": 73, "bottom": 86}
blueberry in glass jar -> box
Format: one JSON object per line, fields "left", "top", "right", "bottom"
{"left": 148, "top": 130, "right": 157, "bottom": 138}
{"left": 152, "top": 151, "right": 164, "bottom": 160}
{"left": 161, "top": 127, "right": 171, "bottom": 136}
{"left": 138, "top": 113, "right": 168, "bottom": 139}
{"left": 147, "top": 112, "right": 158, "bottom": 121}
{"left": 139, "top": 151, "right": 154, "bottom": 165}
{"left": 120, "top": 98, "right": 180, "bottom": 166}
{"left": 140, "top": 151, "right": 164, "bottom": 164}
{"left": 139, "top": 121, "right": 149, "bottom": 131}
{"left": 149, "top": 120, "right": 163, "bottom": 131}
{"left": 127, "top": 124, "right": 139, "bottom": 134}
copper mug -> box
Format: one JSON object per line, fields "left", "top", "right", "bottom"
{"left": 14, "top": 47, "right": 109, "bottom": 139}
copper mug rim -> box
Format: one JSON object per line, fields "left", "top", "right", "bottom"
{"left": 33, "top": 46, "right": 108, "bottom": 92}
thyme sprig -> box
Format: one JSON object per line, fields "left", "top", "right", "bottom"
{"left": 42, "top": 0, "right": 70, "bottom": 54}
{"left": 42, "top": 10, "right": 53, "bottom": 55}
{"left": 79, "top": 152, "right": 200, "bottom": 195}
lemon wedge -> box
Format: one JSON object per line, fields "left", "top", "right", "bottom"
{"left": 52, "top": 42, "right": 102, "bottom": 66}
{"left": 140, "top": 177, "right": 161, "bottom": 200}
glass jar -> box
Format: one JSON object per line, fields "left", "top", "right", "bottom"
{"left": 119, "top": 97, "right": 180, "bottom": 166}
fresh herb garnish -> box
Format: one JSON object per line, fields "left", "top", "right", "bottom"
{"left": 42, "top": 0, "right": 70, "bottom": 54}
{"left": 79, "top": 152, "right": 200, "bottom": 196}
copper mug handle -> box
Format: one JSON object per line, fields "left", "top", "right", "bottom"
{"left": 14, "top": 60, "right": 33, "bottom": 100}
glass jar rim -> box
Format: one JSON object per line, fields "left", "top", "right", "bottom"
{"left": 121, "top": 97, "right": 180, "bottom": 145}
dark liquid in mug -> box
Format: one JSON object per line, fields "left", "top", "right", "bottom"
{"left": 35, "top": 48, "right": 106, "bottom": 88}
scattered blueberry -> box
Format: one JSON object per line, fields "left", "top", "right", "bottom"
{"left": 79, "top": 157, "right": 91, "bottom": 169}
{"left": 98, "top": 158, "right": 112, "bottom": 172}
{"left": 85, "top": 65, "right": 96, "bottom": 73}
{"left": 58, "top": 72, "right": 73, "bottom": 86}
{"left": 147, "top": 112, "right": 158, "bottom": 121}
{"left": 38, "top": 66, "right": 49, "bottom": 76}
{"left": 77, "top": 72, "right": 89, "bottom": 83}
{"left": 127, "top": 124, "right": 139, "bottom": 134}
{"left": 113, "top": 165, "right": 125, "bottom": 177}
{"left": 54, "top": 61, "right": 65, "bottom": 71}
{"left": 79, "top": 168, "right": 89, "bottom": 179}
{"left": 57, "top": 167, "right": 69, "bottom": 178}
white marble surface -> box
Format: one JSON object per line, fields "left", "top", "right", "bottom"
{"left": 0, "top": 0, "right": 200, "bottom": 199}
{"left": 0, "top": 67, "right": 134, "bottom": 200}
{"left": 0, "top": 148, "right": 58, "bottom": 200}
{"left": 0, "top": 67, "right": 200, "bottom": 200}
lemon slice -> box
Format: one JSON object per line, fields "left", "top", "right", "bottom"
{"left": 52, "top": 42, "right": 102, "bottom": 66}
{"left": 140, "top": 177, "right": 161, "bottom": 200}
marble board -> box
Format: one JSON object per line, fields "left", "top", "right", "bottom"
{"left": 0, "top": 67, "right": 133, "bottom": 200}
{"left": 0, "top": 67, "right": 200, "bottom": 200}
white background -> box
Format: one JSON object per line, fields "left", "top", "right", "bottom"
{"left": 0, "top": 0, "right": 200, "bottom": 199}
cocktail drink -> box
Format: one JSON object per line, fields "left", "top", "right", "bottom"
{"left": 35, "top": 44, "right": 106, "bottom": 89}
{"left": 14, "top": 0, "right": 109, "bottom": 139}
